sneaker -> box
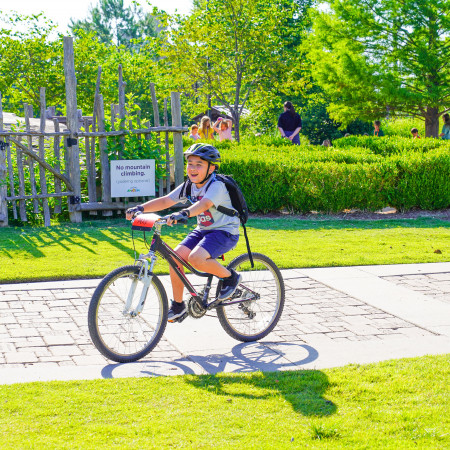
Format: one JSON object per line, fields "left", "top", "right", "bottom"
{"left": 218, "top": 269, "right": 242, "bottom": 300}
{"left": 167, "top": 300, "right": 187, "bottom": 322}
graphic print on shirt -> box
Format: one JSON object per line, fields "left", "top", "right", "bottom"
{"left": 192, "top": 195, "right": 214, "bottom": 226}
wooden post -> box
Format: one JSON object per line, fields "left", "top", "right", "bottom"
{"left": 171, "top": 92, "right": 184, "bottom": 187}
{"left": 164, "top": 98, "right": 171, "bottom": 194}
{"left": 88, "top": 66, "right": 102, "bottom": 213}
{"left": 150, "top": 83, "right": 164, "bottom": 196}
{"left": 96, "top": 94, "right": 112, "bottom": 216}
{"left": 15, "top": 133, "right": 28, "bottom": 222}
{"left": 84, "top": 117, "right": 96, "bottom": 215}
{"left": 53, "top": 119, "right": 62, "bottom": 214}
{"left": 24, "top": 104, "right": 39, "bottom": 214}
{"left": 63, "top": 36, "right": 82, "bottom": 223}
{"left": 0, "top": 92, "right": 8, "bottom": 226}
{"left": 118, "top": 65, "right": 126, "bottom": 158}
{"left": 5, "top": 135, "right": 17, "bottom": 220}
{"left": 39, "top": 88, "right": 51, "bottom": 226}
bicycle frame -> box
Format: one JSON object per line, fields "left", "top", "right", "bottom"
{"left": 134, "top": 219, "right": 257, "bottom": 314}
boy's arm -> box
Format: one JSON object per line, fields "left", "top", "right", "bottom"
{"left": 166, "top": 197, "right": 214, "bottom": 225}
{"left": 126, "top": 195, "right": 177, "bottom": 220}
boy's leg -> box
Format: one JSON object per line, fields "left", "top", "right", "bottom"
{"left": 188, "top": 247, "right": 231, "bottom": 278}
{"left": 189, "top": 247, "right": 241, "bottom": 300}
{"left": 170, "top": 245, "right": 192, "bottom": 302}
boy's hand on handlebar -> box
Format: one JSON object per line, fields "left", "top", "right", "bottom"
{"left": 126, "top": 205, "right": 144, "bottom": 220}
{"left": 164, "top": 209, "right": 190, "bottom": 226}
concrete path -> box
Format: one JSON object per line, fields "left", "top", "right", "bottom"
{"left": 1, "top": 263, "right": 449, "bottom": 385}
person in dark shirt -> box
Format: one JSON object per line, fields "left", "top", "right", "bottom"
{"left": 373, "top": 120, "right": 384, "bottom": 137}
{"left": 277, "top": 101, "right": 302, "bottom": 145}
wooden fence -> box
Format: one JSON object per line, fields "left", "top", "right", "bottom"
{"left": 0, "top": 37, "right": 188, "bottom": 227}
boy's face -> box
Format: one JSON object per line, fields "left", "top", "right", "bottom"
{"left": 374, "top": 124, "right": 380, "bottom": 131}
{"left": 412, "top": 131, "right": 418, "bottom": 137}
{"left": 186, "top": 155, "right": 215, "bottom": 185}
{"left": 192, "top": 127, "right": 198, "bottom": 135}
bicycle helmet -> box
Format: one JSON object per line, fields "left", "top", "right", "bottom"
{"left": 184, "top": 143, "right": 221, "bottom": 184}
{"left": 184, "top": 143, "right": 221, "bottom": 163}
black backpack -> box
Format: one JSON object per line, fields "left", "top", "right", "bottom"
{"left": 179, "top": 174, "right": 254, "bottom": 266}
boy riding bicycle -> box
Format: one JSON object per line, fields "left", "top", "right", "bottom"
{"left": 126, "top": 143, "right": 241, "bottom": 322}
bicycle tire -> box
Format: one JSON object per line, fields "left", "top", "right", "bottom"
{"left": 88, "top": 265, "right": 168, "bottom": 363}
{"left": 216, "top": 253, "right": 285, "bottom": 342}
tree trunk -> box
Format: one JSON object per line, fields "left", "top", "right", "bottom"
{"left": 232, "top": 111, "right": 240, "bottom": 142}
{"left": 425, "top": 107, "right": 440, "bottom": 138}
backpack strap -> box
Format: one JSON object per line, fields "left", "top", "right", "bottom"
{"left": 242, "top": 222, "right": 254, "bottom": 268}
{"left": 216, "top": 205, "right": 238, "bottom": 217}
{"left": 179, "top": 180, "right": 193, "bottom": 203}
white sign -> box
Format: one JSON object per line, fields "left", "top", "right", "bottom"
{"left": 110, "top": 160, "right": 156, "bottom": 197}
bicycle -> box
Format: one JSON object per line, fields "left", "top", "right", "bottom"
{"left": 88, "top": 213, "right": 285, "bottom": 363}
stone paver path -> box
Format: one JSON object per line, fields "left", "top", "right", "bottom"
{"left": 1, "top": 263, "right": 449, "bottom": 384}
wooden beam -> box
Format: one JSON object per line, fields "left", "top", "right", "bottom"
{"left": 9, "top": 137, "right": 74, "bottom": 191}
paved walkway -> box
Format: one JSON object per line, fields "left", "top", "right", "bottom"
{"left": 1, "top": 263, "right": 449, "bottom": 385}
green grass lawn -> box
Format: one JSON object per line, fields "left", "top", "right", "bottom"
{"left": 0, "top": 355, "right": 448, "bottom": 448}
{"left": 0, "top": 217, "right": 449, "bottom": 283}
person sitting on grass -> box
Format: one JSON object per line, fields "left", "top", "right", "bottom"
{"left": 126, "top": 143, "right": 241, "bottom": 323}
{"left": 411, "top": 128, "right": 421, "bottom": 139}
{"left": 373, "top": 120, "right": 384, "bottom": 137}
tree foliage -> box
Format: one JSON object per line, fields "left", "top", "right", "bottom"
{"left": 157, "top": 0, "right": 312, "bottom": 140}
{"left": 308, "top": 0, "right": 450, "bottom": 137}
{"left": 0, "top": 12, "right": 161, "bottom": 119}
{"left": 69, "top": 0, "right": 158, "bottom": 49}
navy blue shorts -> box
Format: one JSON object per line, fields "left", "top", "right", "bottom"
{"left": 179, "top": 229, "right": 239, "bottom": 259}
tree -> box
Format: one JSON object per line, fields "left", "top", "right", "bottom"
{"left": 157, "top": 0, "right": 312, "bottom": 141}
{"left": 308, "top": 0, "right": 450, "bottom": 137}
{"left": 0, "top": 13, "right": 161, "bottom": 119}
{"left": 69, "top": 0, "right": 158, "bottom": 49}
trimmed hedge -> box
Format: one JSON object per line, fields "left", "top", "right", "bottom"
{"left": 218, "top": 143, "right": 450, "bottom": 213}
{"left": 334, "top": 135, "right": 450, "bottom": 156}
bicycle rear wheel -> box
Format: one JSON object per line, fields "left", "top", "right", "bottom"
{"left": 216, "top": 253, "right": 285, "bottom": 342}
{"left": 88, "top": 265, "right": 168, "bottom": 363}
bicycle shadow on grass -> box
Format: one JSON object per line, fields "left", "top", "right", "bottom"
{"left": 100, "top": 342, "right": 335, "bottom": 416}
{"left": 182, "top": 342, "right": 335, "bottom": 417}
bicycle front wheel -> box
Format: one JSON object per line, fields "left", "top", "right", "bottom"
{"left": 88, "top": 265, "right": 168, "bottom": 363}
{"left": 216, "top": 253, "right": 285, "bottom": 342}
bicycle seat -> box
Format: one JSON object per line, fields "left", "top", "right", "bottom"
{"left": 131, "top": 213, "right": 161, "bottom": 231}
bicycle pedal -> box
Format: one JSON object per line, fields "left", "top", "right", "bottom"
{"left": 171, "top": 312, "right": 188, "bottom": 323}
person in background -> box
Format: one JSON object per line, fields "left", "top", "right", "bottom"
{"left": 322, "top": 139, "right": 332, "bottom": 147}
{"left": 213, "top": 117, "right": 233, "bottom": 141}
{"left": 344, "top": 133, "right": 351, "bottom": 137}
{"left": 277, "top": 101, "right": 302, "bottom": 145}
{"left": 411, "top": 128, "right": 421, "bottom": 139}
{"left": 373, "top": 120, "right": 384, "bottom": 137}
{"left": 198, "top": 116, "right": 215, "bottom": 140}
{"left": 439, "top": 113, "right": 450, "bottom": 140}
{"left": 189, "top": 124, "right": 200, "bottom": 140}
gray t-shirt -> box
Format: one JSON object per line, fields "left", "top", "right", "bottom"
{"left": 168, "top": 175, "right": 240, "bottom": 235}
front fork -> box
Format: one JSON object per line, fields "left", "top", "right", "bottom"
{"left": 124, "top": 252, "right": 157, "bottom": 317}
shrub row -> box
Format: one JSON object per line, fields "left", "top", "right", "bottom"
{"left": 220, "top": 147, "right": 450, "bottom": 213}
{"left": 333, "top": 135, "right": 450, "bottom": 156}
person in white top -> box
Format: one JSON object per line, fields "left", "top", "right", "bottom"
{"left": 213, "top": 117, "right": 233, "bottom": 141}
{"left": 189, "top": 124, "right": 201, "bottom": 140}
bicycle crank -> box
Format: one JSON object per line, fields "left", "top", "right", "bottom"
{"left": 187, "top": 297, "right": 207, "bottom": 319}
